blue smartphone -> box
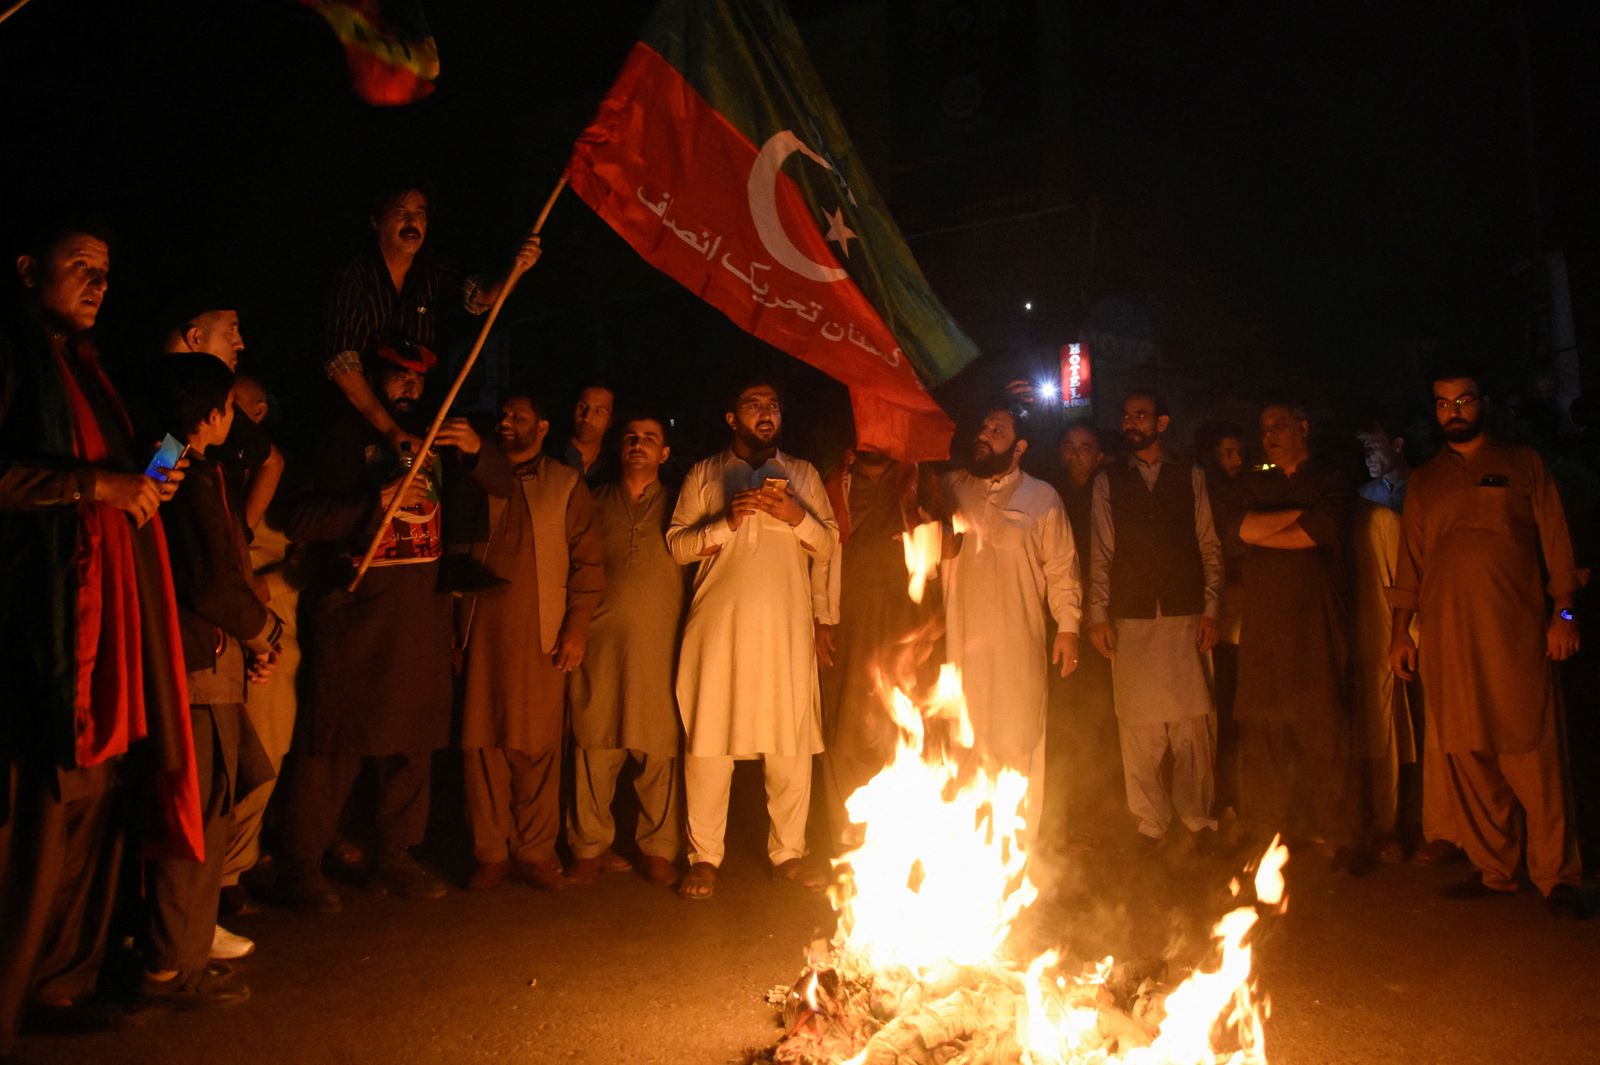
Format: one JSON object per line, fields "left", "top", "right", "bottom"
{"left": 144, "top": 433, "right": 187, "bottom": 482}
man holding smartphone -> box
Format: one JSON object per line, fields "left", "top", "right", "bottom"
{"left": 668, "top": 381, "right": 837, "bottom": 900}
{"left": 0, "top": 222, "right": 201, "bottom": 1055}
{"left": 141, "top": 355, "right": 284, "bottom": 1006}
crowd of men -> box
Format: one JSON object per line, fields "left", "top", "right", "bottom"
{"left": 1, "top": 183, "right": 1594, "bottom": 1056}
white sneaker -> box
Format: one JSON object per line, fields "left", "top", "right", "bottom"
{"left": 209, "top": 924, "right": 256, "bottom": 961}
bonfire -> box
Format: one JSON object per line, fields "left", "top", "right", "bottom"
{"left": 765, "top": 524, "right": 1290, "bottom": 1065}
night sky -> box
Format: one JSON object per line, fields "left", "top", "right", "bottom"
{"left": 2, "top": 0, "right": 1593, "bottom": 465}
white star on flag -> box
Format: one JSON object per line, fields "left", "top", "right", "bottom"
{"left": 823, "top": 206, "right": 858, "bottom": 259}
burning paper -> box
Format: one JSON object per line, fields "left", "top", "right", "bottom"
{"left": 769, "top": 518, "right": 1290, "bottom": 1065}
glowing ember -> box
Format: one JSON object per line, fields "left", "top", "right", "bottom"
{"left": 770, "top": 521, "right": 1291, "bottom": 1065}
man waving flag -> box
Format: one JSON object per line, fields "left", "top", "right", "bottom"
{"left": 566, "top": 0, "right": 978, "bottom": 461}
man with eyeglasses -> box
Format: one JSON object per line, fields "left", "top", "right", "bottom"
{"left": 1231, "top": 402, "right": 1365, "bottom": 874}
{"left": 668, "top": 381, "right": 837, "bottom": 900}
{"left": 323, "top": 179, "right": 541, "bottom": 455}
{"left": 1388, "top": 368, "right": 1586, "bottom": 918}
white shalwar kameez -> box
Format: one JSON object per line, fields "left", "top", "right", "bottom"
{"left": 942, "top": 468, "right": 1081, "bottom": 836}
{"left": 669, "top": 449, "right": 837, "bottom": 866}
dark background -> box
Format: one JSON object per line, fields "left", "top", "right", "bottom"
{"left": 2, "top": 0, "right": 1594, "bottom": 467}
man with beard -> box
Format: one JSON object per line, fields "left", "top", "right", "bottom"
{"left": 1086, "top": 392, "right": 1223, "bottom": 850}
{"left": 1, "top": 223, "right": 200, "bottom": 1054}
{"left": 815, "top": 445, "right": 927, "bottom": 850}
{"left": 323, "top": 180, "right": 540, "bottom": 455}
{"left": 560, "top": 383, "right": 616, "bottom": 488}
{"left": 278, "top": 339, "right": 511, "bottom": 911}
{"left": 668, "top": 381, "right": 837, "bottom": 900}
{"left": 1389, "top": 369, "right": 1586, "bottom": 917}
{"left": 568, "top": 416, "right": 684, "bottom": 886}
{"left": 457, "top": 393, "right": 603, "bottom": 891}
{"left": 941, "top": 406, "right": 1081, "bottom": 839}
{"left": 1231, "top": 403, "right": 1363, "bottom": 872}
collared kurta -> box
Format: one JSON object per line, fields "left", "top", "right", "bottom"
{"left": 1387, "top": 441, "right": 1578, "bottom": 754}
{"left": 669, "top": 449, "right": 837, "bottom": 758}
{"left": 941, "top": 468, "right": 1081, "bottom": 766}
{"left": 1086, "top": 455, "right": 1222, "bottom": 727}
{"left": 570, "top": 479, "right": 685, "bottom": 756}
{"left": 460, "top": 453, "right": 604, "bottom": 755}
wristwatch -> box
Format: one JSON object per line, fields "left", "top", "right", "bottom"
{"left": 1558, "top": 608, "right": 1577, "bottom": 623}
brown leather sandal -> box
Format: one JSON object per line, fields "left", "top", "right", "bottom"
{"left": 678, "top": 861, "right": 717, "bottom": 900}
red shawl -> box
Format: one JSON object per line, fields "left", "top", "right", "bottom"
{"left": 53, "top": 341, "right": 204, "bottom": 862}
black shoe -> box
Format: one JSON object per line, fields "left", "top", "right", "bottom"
{"left": 1440, "top": 873, "right": 1518, "bottom": 900}
{"left": 278, "top": 864, "right": 343, "bottom": 914}
{"left": 219, "top": 883, "right": 263, "bottom": 917}
{"left": 1546, "top": 883, "right": 1590, "bottom": 920}
{"left": 1330, "top": 846, "right": 1374, "bottom": 878}
{"left": 368, "top": 855, "right": 448, "bottom": 900}
{"left": 138, "top": 963, "right": 250, "bottom": 1009}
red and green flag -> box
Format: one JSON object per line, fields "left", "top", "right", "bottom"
{"left": 565, "top": 0, "right": 978, "bottom": 462}
{"left": 301, "top": 0, "right": 439, "bottom": 106}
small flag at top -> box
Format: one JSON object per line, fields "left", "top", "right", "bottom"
{"left": 301, "top": 0, "right": 439, "bottom": 106}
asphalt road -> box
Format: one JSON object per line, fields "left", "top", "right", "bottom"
{"left": 14, "top": 764, "right": 1600, "bottom": 1065}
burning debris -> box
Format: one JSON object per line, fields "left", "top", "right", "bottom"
{"left": 760, "top": 524, "right": 1291, "bottom": 1065}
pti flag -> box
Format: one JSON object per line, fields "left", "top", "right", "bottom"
{"left": 565, "top": 0, "right": 978, "bottom": 461}
{"left": 301, "top": 0, "right": 439, "bottom": 106}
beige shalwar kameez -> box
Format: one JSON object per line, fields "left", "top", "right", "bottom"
{"left": 459, "top": 454, "right": 604, "bottom": 865}
{"left": 567, "top": 480, "right": 686, "bottom": 861}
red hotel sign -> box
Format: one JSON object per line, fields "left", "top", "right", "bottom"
{"left": 1060, "top": 342, "right": 1092, "bottom": 407}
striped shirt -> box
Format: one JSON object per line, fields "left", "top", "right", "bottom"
{"left": 323, "top": 248, "right": 484, "bottom": 377}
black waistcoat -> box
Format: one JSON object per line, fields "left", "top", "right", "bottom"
{"left": 1107, "top": 459, "right": 1205, "bottom": 618}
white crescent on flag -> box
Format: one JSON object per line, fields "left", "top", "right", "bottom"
{"left": 746, "top": 130, "right": 850, "bottom": 284}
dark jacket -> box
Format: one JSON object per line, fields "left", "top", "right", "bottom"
{"left": 0, "top": 298, "right": 202, "bottom": 858}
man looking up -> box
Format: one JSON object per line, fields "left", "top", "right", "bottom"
{"left": 942, "top": 406, "right": 1081, "bottom": 840}
{"left": 668, "top": 382, "right": 837, "bottom": 900}
{"left": 1, "top": 223, "right": 200, "bottom": 1055}
{"left": 457, "top": 393, "right": 604, "bottom": 892}
{"left": 1086, "top": 391, "right": 1223, "bottom": 850}
{"left": 1389, "top": 369, "right": 1586, "bottom": 917}
{"left": 561, "top": 383, "right": 616, "bottom": 487}
{"left": 568, "top": 415, "right": 687, "bottom": 886}
{"left": 1232, "top": 403, "right": 1363, "bottom": 873}
{"left": 324, "top": 180, "right": 540, "bottom": 454}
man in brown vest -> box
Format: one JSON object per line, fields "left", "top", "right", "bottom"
{"left": 1086, "top": 391, "right": 1223, "bottom": 850}
{"left": 458, "top": 393, "right": 604, "bottom": 891}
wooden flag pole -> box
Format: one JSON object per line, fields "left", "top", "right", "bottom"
{"left": 347, "top": 173, "right": 569, "bottom": 592}
{"left": 0, "top": 0, "right": 36, "bottom": 26}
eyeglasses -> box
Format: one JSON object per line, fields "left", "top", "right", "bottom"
{"left": 738, "top": 400, "right": 781, "bottom": 415}
{"left": 1434, "top": 394, "right": 1480, "bottom": 413}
